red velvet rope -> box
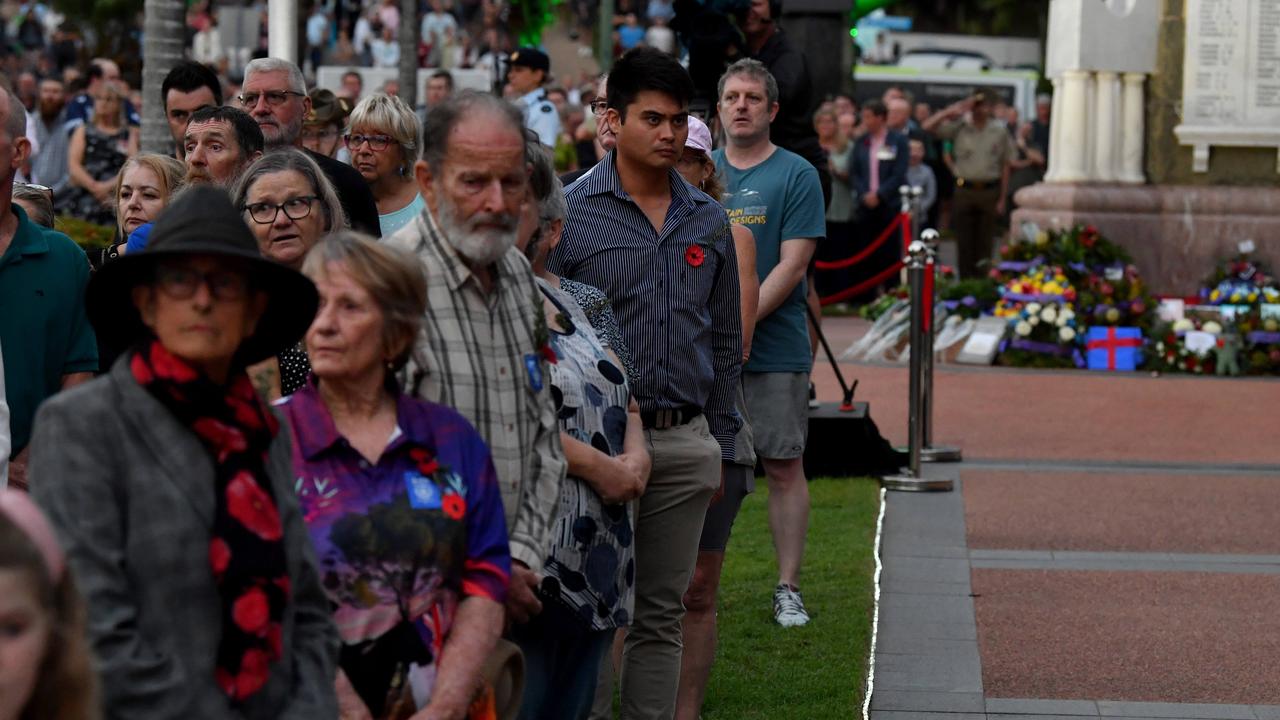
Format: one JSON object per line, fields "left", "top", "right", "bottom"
{"left": 819, "top": 260, "right": 906, "bottom": 306}
{"left": 813, "top": 212, "right": 905, "bottom": 271}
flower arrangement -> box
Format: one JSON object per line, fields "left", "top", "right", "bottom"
{"left": 991, "top": 224, "right": 1134, "bottom": 284}
{"left": 1233, "top": 309, "right": 1280, "bottom": 375}
{"left": 1074, "top": 263, "right": 1155, "bottom": 332}
{"left": 1146, "top": 318, "right": 1225, "bottom": 375}
{"left": 1200, "top": 254, "right": 1280, "bottom": 306}
{"left": 993, "top": 266, "right": 1077, "bottom": 320}
{"left": 999, "top": 300, "right": 1082, "bottom": 369}
{"left": 859, "top": 286, "right": 909, "bottom": 321}
{"left": 939, "top": 278, "right": 1001, "bottom": 320}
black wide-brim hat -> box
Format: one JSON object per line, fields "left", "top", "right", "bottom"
{"left": 86, "top": 185, "right": 319, "bottom": 366}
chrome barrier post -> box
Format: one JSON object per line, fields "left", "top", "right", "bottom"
{"left": 883, "top": 240, "right": 953, "bottom": 492}
{"left": 918, "top": 229, "right": 962, "bottom": 463}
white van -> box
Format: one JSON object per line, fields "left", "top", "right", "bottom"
{"left": 852, "top": 64, "right": 1041, "bottom": 122}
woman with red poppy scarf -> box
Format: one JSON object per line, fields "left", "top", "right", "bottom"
{"left": 279, "top": 231, "right": 511, "bottom": 720}
{"left": 26, "top": 185, "right": 339, "bottom": 718}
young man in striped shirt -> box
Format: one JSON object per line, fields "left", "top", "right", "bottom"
{"left": 550, "top": 47, "right": 742, "bottom": 720}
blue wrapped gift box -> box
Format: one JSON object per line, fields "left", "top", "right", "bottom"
{"left": 1085, "top": 326, "right": 1142, "bottom": 371}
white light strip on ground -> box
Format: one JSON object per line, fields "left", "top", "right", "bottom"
{"left": 863, "top": 487, "right": 887, "bottom": 720}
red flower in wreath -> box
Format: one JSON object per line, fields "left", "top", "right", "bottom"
{"left": 209, "top": 538, "right": 231, "bottom": 578}
{"left": 232, "top": 587, "right": 270, "bottom": 635}
{"left": 443, "top": 494, "right": 466, "bottom": 520}
{"left": 540, "top": 344, "right": 558, "bottom": 364}
{"left": 226, "top": 472, "right": 283, "bottom": 541}
{"left": 685, "top": 244, "right": 705, "bottom": 268}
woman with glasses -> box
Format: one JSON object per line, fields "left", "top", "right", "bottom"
{"left": 65, "top": 81, "right": 138, "bottom": 226}
{"left": 26, "top": 185, "right": 338, "bottom": 719}
{"left": 344, "top": 93, "right": 425, "bottom": 237}
{"left": 233, "top": 149, "right": 347, "bottom": 399}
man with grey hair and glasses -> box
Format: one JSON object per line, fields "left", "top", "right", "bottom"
{"left": 239, "top": 58, "right": 381, "bottom": 237}
{"left": 386, "top": 90, "right": 567, "bottom": 634}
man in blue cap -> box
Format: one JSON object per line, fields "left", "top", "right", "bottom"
{"left": 508, "top": 47, "right": 560, "bottom": 147}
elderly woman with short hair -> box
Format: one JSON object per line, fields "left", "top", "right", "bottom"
{"left": 344, "top": 93, "right": 425, "bottom": 237}
{"left": 27, "top": 185, "right": 338, "bottom": 718}
{"left": 233, "top": 148, "right": 346, "bottom": 399}
{"left": 280, "top": 231, "right": 510, "bottom": 719}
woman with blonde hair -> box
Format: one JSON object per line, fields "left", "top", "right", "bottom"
{"left": 344, "top": 92, "right": 425, "bottom": 236}
{"left": 66, "top": 81, "right": 139, "bottom": 226}
{"left": 107, "top": 153, "right": 186, "bottom": 258}
{"left": 0, "top": 490, "right": 98, "bottom": 720}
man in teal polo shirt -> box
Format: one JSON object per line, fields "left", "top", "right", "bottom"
{"left": 0, "top": 82, "right": 97, "bottom": 488}
{"left": 712, "top": 59, "right": 825, "bottom": 629}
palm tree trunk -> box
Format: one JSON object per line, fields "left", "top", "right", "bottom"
{"left": 142, "top": 0, "right": 187, "bottom": 155}
{"left": 398, "top": 0, "right": 418, "bottom": 107}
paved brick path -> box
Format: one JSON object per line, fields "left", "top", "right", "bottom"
{"left": 808, "top": 317, "right": 1280, "bottom": 720}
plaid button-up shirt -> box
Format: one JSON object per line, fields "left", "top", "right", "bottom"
{"left": 387, "top": 209, "right": 566, "bottom": 572}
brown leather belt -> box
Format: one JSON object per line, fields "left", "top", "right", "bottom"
{"left": 956, "top": 178, "right": 998, "bottom": 190}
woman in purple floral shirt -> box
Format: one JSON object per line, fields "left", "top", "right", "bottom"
{"left": 279, "top": 231, "right": 510, "bottom": 719}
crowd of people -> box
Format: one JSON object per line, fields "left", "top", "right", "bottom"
{"left": 0, "top": 0, "right": 1055, "bottom": 716}
{"left": 0, "top": 38, "right": 838, "bottom": 718}
{"left": 812, "top": 87, "right": 1052, "bottom": 298}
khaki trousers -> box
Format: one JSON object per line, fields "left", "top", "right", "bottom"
{"left": 952, "top": 184, "right": 1000, "bottom": 277}
{"left": 617, "top": 415, "right": 722, "bottom": 720}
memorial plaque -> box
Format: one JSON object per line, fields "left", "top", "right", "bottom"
{"left": 1176, "top": 0, "right": 1280, "bottom": 172}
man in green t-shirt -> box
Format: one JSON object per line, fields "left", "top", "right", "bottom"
{"left": 0, "top": 82, "right": 98, "bottom": 489}
{"left": 712, "top": 59, "right": 826, "bottom": 628}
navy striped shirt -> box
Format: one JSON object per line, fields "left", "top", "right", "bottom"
{"left": 549, "top": 152, "right": 742, "bottom": 459}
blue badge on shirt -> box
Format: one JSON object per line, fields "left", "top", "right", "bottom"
{"left": 524, "top": 353, "right": 544, "bottom": 392}
{"left": 405, "top": 472, "right": 442, "bottom": 510}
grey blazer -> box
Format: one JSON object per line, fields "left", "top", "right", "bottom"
{"left": 28, "top": 356, "right": 338, "bottom": 720}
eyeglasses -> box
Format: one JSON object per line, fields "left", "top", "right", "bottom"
{"left": 343, "top": 133, "right": 394, "bottom": 151}
{"left": 237, "top": 90, "right": 306, "bottom": 109}
{"left": 242, "top": 195, "right": 320, "bottom": 225}
{"left": 590, "top": 100, "right": 608, "bottom": 116}
{"left": 154, "top": 265, "right": 250, "bottom": 301}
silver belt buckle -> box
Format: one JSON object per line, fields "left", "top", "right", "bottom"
{"left": 658, "top": 409, "right": 672, "bottom": 429}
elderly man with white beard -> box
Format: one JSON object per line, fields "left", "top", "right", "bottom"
{"left": 386, "top": 90, "right": 567, "bottom": 629}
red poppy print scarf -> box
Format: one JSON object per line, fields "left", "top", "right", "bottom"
{"left": 130, "top": 340, "right": 290, "bottom": 703}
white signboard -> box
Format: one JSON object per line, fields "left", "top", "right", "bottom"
{"left": 1175, "top": 0, "right": 1280, "bottom": 172}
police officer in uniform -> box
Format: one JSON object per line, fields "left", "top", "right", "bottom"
{"left": 508, "top": 47, "right": 560, "bottom": 147}
{"left": 922, "top": 90, "right": 1016, "bottom": 277}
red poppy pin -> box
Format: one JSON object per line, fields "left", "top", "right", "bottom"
{"left": 540, "top": 343, "right": 558, "bottom": 364}
{"left": 685, "top": 244, "right": 705, "bottom": 268}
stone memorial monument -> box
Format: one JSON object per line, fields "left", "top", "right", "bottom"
{"left": 1013, "top": 0, "right": 1280, "bottom": 294}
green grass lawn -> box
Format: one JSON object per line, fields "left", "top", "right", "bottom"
{"left": 701, "top": 477, "right": 881, "bottom": 719}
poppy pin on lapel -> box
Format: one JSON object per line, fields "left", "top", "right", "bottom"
{"left": 685, "top": 244, "right": 705, "bottom": 268}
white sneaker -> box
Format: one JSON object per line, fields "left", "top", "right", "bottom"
{"left": 808, "top": 383, "right": 820, "bottom": 409}
{"left": 773, "top": 584, "right": 810, "bottom": 627}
